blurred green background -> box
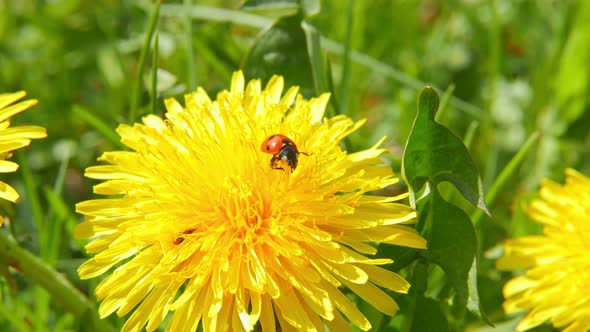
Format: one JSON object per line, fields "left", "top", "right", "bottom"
{"left": 1, "top": 0, "right": 588, "bottom": 331}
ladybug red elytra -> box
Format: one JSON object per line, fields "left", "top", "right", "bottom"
{"left": 260, "top": 134, "right": 309, "bottom": 172}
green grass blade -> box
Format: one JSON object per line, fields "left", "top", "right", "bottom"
{"left": 338, "top": 0, "right": 353, "bottom": 116}
{"left": 129, "top": 0, "right": 161, "bottom": 124}
{"left": 160, "top": 4, "right": 484, "bottom": 118}
{"left": 301, "top": 21, "right": 326, "bottom": 96}
{"left": 52, "top": 154, "right": 69, "bottom": 196}
{"left": 472, "top": 131, "right": 541, "bottom": 227}
{"left": 150, "top": 32, "right": 159, "bottom": 116}
{"left": 73, "top": 105, "right": 125, "bottom": 150}
{"left": 16, "top": 151, "right": 44, "bottom": 248}
{"left": 324, "top": 60, "right": 340, "bottom": 119}
{"left": 160, "top": 4, "right": 273, "bottom": 27}
{"left": 45, "top": 157, "right": 70, "bottom": 265}
{"left": 0, "top": 301, "right": 30, "bottom": 332}
{"left": 183, "top": 0, "right": 197, "bottom": 89}
{"left": 16, "top": 151, "right": 50, "bottom": 326}
{"left": 192, "top": 36, "right": 233, "bottom": 81}
{"left": 321, "top": 38, "right": 485, "bottom": 119}
{"left": 463, "top": 121, "right": 480, "bottom": 149}
{"left": 435, "top": 84, "right": 455, "bottom": 122}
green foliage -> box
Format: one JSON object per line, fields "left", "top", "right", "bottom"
{"left": 1, "top": 0, "right": 588, "bottom": 331}
{"left": 410, "top": 295, "right": 450, "bottom": 332}
{"left": 243, "top": 15, "right": 315, "bottom": 97}
{"left": 403, "top": 87, "right": 488, "bottom": 213}
{"left": 554, "top": 1, "right": 590, "bottom": 124}
{"left": 402, "top": 87, "right": 489, "bottom": 327}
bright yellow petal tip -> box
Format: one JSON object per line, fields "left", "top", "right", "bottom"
{"left": 0, "top": 91, "right": 47, "bottom": 204}
{"left": 497, "top": 168, "right": 590, "bottom": 332}
{"left": 76, "top": 71, "right": 425, "bottom": 332}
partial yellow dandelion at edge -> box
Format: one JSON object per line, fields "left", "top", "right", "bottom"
{"left": 76, "top": 71, "right": 427, "bottom": 332}
{"left": 497, "top": 168, "right": 590, "bottom": 332}
{"left": 0, "top": 91, "right": 47, "bottom": 205}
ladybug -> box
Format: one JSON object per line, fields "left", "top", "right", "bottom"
{"left": 260, "top": 134, "right": 308, "bottom": 172}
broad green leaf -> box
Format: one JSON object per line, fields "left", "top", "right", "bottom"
{"left": 378, "top": 244, "right": 420, "bottom": 272}
{"left": 401, "top": 86, "right": 491, "bottom": 323}
{"left": 423, "top": 191, "right": 489, "bottom": 323}
{"left": 402, "top": 87, "right": 488, "bottom": 214}
{"left": 243, "top": 15, "right": 315, "bottom": 97}
{"left": 410, "top": 295, "right": 450, "bottom": 332}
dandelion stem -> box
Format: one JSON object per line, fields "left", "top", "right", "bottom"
{"left": 0, "top": 231, "right": 114, "bottom": 331}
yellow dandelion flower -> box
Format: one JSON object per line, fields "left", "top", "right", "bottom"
{"left": 497, "top": 168, "right": 590, "bottom": 332}
{"left": 0, "top": 91, "right": 47, "bottom": 203}
{"left": 75, "top": 71, "right": 427, "bottom": 332}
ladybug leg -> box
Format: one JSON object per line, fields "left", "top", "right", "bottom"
{"left": 287, "top": 155, "right": 297, "bottom": 172}
{"left": 270, "top": 154, "right": 284, "bottom": 170}
{"left": 277, "top": 146, "right": 298, "bottom": 173}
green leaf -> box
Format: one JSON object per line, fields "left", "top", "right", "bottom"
{"left": 402, "top": 87, "right": 488, "bottom": 214}
{"left": 423, "top": 191, "right": 490, "bottom": 324}
{"left": 401, "top": 86, "right": 492, "bottom": 324}
{"left": 243, "top": 15, "right": 315, "bottom": 97}
{"left": 410, "top": 295, "right": 450, "bottom": 332}
{"left": 377, "top": 244, "right": 420, "bottom": 272}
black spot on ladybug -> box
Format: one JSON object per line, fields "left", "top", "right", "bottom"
{"left": 266, "top": 144, "right": 271, "bottom": 151}
{"left": 282, "top": 138, "right": 291, "bottom": 145}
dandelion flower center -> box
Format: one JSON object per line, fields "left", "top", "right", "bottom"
{"left": 76, "top": 71, "right": 426, "bottom": 332}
